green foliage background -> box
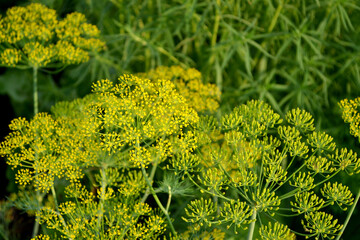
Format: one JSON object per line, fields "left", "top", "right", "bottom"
{"left": 0, "top": 0, "right": 359, "bottom": 239}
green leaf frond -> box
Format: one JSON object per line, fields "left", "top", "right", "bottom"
{"left": 156, "top": 173, "right": 194, "bottom": 197}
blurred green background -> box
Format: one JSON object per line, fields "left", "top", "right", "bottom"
{"left": 0, "top": 0, "right": 359, "bottom": 239}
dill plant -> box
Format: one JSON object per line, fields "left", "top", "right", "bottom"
{"left": 1, "top": 63, "right": 359, "bottom": 239}
{"left": 177, "top": 100, "right": 359, "bottom": 239}
{"left": 0, "top": 4, "right": 105, "bottom": 238}
{"left": 0, "top": 67, "right": 220, "bottom": 239}
{"left": 337, "top": 97, "right": 360, "bottom": 240}
{"left": 0, "top": 3, "right": 105, "bottom": 115}
{"left": 137, "top": 65, "right": 221, "bottom": 113}
{"left": 92, "top": 0, "right": 360, "bottom": 118}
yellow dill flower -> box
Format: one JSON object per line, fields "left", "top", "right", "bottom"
{"left": 23, "top": 42, "right": 54, "bottom": 67}
{"left": 321, "top": 182, "right": 354, "bottom": 210}
{"left": 220, "top": 200, "right": 253, "bottom": 233}
{"left": 55, "top": 40, "right": 89, "bottom": 65}
{"left": 0, "top": 48, "right": 21, "bottom": 66}
{"left": 260, "top": 222, "right": 295, "bottom": 240}
{"left": 200, "top": 228, "right": 226, "bottom": 240}
{"left": 31, "top": 234, "right": 51, "bottom": 240}
{"left": 301, "top": 211, "right": 342, "bottom": 240}
{"left": 183, "top": 198, "right": 217, "bottom": 227}
{"left": 72, "top": 37, "right": 106, "bottom": 52}
{"left": 55, "top": 12, "right": 105, "bottom": 52}
{"left": 15, "top": 168, "right": 33, "bottom": 187}
{"left": 118, "top": 171, "right": 146, "bottom": 197}
{"left": 1, "top": 4, "right": 57, "bottom": 44}
{"left": 137, "top": 65, "right": 221, "bottom": 113}
{"left": 252, "top": 188, "right": 281, "bottom": 214}
{"left": 56, "top": 12, "right": 86, "bottom": 39}
{"left": 290, "top": 191, "right": 325, "bottom": 214}
{"left": 0, "top": 3, "right": 104, "bottom": 68}
{"left": 130, "top": 146, "right": 152, "bottom": 167}
{"left": 58, "top": 201, "right": 76, "bottom": 215}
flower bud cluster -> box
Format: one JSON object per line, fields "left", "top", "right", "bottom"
{"left": 137, "top": 65, "right": 220, "bottom": 113}
{"left": 0, "top": 3, "right": 105, "bottom": 68}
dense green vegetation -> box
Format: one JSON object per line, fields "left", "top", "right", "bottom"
{"left": 0, "top": 0, "right": 359, "bottom": 239}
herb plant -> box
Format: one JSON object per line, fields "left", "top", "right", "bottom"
{"left": 0, "top": 3, "right": 105, "bottom": 115}
{"left": 1, "top": 67, "right": 359, "bottom": 239}
{"left": 0, "top": 0, "right": 359, "bottom": 239}
{"left": 0, "top": 67, "right": 218, "bottom": 239}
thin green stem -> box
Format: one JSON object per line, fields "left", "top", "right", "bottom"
{"left": 186, "top": 172, "right": 232, "bottom": 202}
{"left": 268, "top": 1, "right": 283, "bottom": 33}
{"left": 218, "top": 163, "right": 251, "bottom": 202}
{"left": 279, "top": 188, "right": 300, "bottom": 200}
{"left": 51, "top": 185, "right": 59, "bottom": 211}
{"left": 335, "top": 187, "right": 360, "bottom": 240}
{"left": 273, "top": 162, "right": 306, "bottom": 192}
{"left": 209, "top": 1, "right": 222, "bottom": 94}
{"left": 141, "top": 157, "right": 160, "bottom": 204}
{"left": 32, "top": 149, "right": 44, "bottom": 238}
{"left": 51, "top": 186, "right": 72, "bottom": 240}
{"left": 247, "top": 208, "right": 257, "bottom": 240}
{"left": 32, "top": 192, "right": 43, "bottom": 238}
{"left": 166, "top": 186, "right": 172, "bottom": 212}
{"left": 97, "top": 167, "right": 107, "bottom": 234}
{"left": 314, "top": 169, "right": 340, "bottom": 188}
{"left": 33, "top": 67, "right": 38, "bottom": 115}
{"left": 141, "top": 165, "right": 177, "bottom": 237}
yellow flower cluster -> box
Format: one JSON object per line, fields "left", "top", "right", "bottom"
{"left": 259, "top": 222, "right": 295, "bottom": 240}
{"left": 0, "top": 3, "right": 105, "bottom": 68}
{"left": 175, "top": 227, "right": 226, "bottom": 240}
{"left": 90, "top": 74, "right": 199, "bottom": 167}
{"left": 137, "top": 65, "right": 221, "bottom": 113}
{"left": 37, "top": 188, "right": 166, "bottom": 239}
{"left": 339, "top": 97, "right": 360, "bottom": 139}
{"left": 302, "top": 211, "right": 343, "bottom": 240}
{"left": 0, "top": 48, "right": 21, "bottom": 66}
{"left": 0, "top": 72, "right": 200, "bottom": 195}
{"left": 23, "top": 42, "right": 54, "bottom": 67}
{"left": 0, "top": 113, "right": 94, "bottom": 192}
{"left": 181, "top": 100, "right": 354, "bottom": 238}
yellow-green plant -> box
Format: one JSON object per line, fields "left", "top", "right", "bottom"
{"left": 0, "top": 72, "right": 199, "bottom": 239}
{"left": 0, "top": 3, "right": 105, "bottom": 115}
{"left": 0, "top": 5, "right": 105, "bottom": 237}
{"left": 1, "top": 67, "right": 359, "bottom": 239}
{"left": 177, "top": 100, "right": 359, "bottom": 239}
{"left": 137, "top": 65, "right": 221, "bottom": 113}
{"left": 337, "top": 97, "right": 360, "bottom": 240}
